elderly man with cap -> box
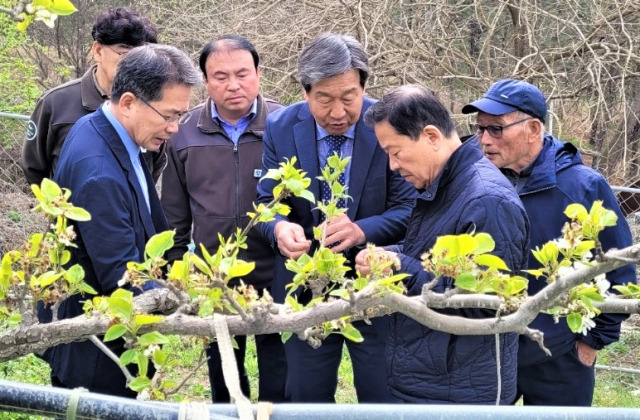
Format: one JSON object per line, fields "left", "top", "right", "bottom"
{"left": 462, "top": 79, "right": 636, "bottom": 406}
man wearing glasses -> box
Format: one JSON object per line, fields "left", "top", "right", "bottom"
{"left": 22, "top": 7, "right": 163, "bottom": 187}
{"left": 42, "top": 44, "right": 200, "bottom": 397}
{"left": 160, "top": 35, "right": 287, "bottom": 403}
{"left": 463, "top": 79, "right": 635, "bottom": 406}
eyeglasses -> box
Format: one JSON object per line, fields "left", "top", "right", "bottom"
{"left": 139, "top": 98, "right": 192, "bottom": 125}
{"left": 105, "top": 45, "right": 131, "bottom": 57}
{"left": 473, "top": 117, "right": 533, "bottom": 138}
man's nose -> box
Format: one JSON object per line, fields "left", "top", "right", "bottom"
{"left": 329, "top": 102, "right": 346, "bottom": 119}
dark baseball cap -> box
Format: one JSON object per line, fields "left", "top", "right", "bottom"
{"left": 462, "top": 79, "right": 547, "bottom": 123}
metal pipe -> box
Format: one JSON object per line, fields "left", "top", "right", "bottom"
{"left": 1, "top": 380, "right": 640, "bottom": 419}
{"left": 611, "top": 186, "right": 640, "bottom": 194}
{"left": 596, "top": 364, "right": 640, "bottom": 375}
{"left": 0, "top": 112, "right": 29, "bottom": 121}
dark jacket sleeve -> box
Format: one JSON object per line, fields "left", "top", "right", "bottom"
{"left": 400, "top": 196, "right": 529, "bottom": 297}
{"left": 22, "top": 95, "right": 55, "bottom": 186}
{"left": 355, "top": 166, "right": 416, "bottom": 246}
{"left": 581, "top": 177, "right": 636, "bottom": 350}
{"left": 256, "top": 118, "right": 289, "bottom": 252}
{"left": 73, "top": 176, "right": 143, "bottom": 294}
{"left": 160, "top": 142, "right": 192, "bottom": 263}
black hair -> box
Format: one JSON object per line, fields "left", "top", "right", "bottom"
{"left": 91, "top": 7, "right": 157, "bottom": 47}
{"left": 365, "top": 84, "right": 456, "bottom": 139}
{"left": 198, "top": 34, "right": 259, "bottom": 77}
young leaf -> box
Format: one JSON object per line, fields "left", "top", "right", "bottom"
{"left": 474, "top": 254, "right": 509, "bottom": 271}
{"left": 566, "top": 312, "right": 582, "bottom": 333}
{"left": 128, "top": 376, "right": 151, "bottom": 392}
{"left": 227, "top": 260, "right": 256, "bottom": 279}
{"left": 565, "top": 203, "right": 588, "bottom": 222}
{"left": 104, "top": 324, "right": 128, "bottom": 342}
{"left": 455, "top": 272, "right": 477, "bottom": 291}
{"left": 119, "top": 349, "right": 137, "bottom": 366}
{"left": 145, "top": 231, "right": 175, "bottom": 260}
{"left": 340, "top": 323, "right": 364, "bottom": 343}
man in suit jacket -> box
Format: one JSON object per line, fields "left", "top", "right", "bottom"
{"left": 44, "top": 44, "right": 200, "bottom": 397}
{"left": 22, "top": 7, "right": 166, "bottom": 186}
{"left": 257, "top": 32, "right": 416, "bottom": 403}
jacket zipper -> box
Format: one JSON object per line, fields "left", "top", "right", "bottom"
{"left": 234, "top": 141, "right": 243, "bottom": 261}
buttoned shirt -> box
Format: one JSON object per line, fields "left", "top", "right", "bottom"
{"left": 316, "top": 124, "right": 356, "bottom": 191}
{"left": 212, "top": 99, "right": 258, "bottom": 144}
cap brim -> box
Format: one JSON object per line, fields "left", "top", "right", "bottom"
{"left": 461, "top": 97, "right": 519, "bottom": 116}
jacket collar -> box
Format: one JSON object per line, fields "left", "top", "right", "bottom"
{"left": 92, "top": 107, "right": 160, "bottom": 238}
{"left": 517, "top": 135, "right": 581, "bottom": 195}
{"left": 80, "top": 64, "right": 107, "bottom": 112}
{"left": 292, "top": 98, "right": 377, "bottom": 224}
{"left": 420, "top": 138, "right": 484, "bottom": 201}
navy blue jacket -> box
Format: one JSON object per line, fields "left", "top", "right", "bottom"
{"left": 256, "top": 98, "right": 416, "bottom": 303}
{"left": 42, "top": 107, "right": 168, "bottom": 396}
{"left": 516, "top": 136, "right": 635, "bottom": 365}
{"left": 385, "top": 138, "right": 530, "bottom": 404}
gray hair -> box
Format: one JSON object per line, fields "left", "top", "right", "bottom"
{"left": 298, "top": 33, "right": 369, "bottom": 92}
{"left": 111, "top": 44, "right": 200, "bottom": 102}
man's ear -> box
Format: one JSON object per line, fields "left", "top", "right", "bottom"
{"left": 92, "top": 41, "right": 104, "bottom": 65}
{"left": 527, "top": 119, "right": 543, "bottom": 142}
{"left": 422, "top": 125, "right": 443, "bottom": 144}
{"left": 118, "top": 92, "right": 137, "bottom": 115}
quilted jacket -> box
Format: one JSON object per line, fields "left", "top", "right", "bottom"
{"left": 385, "top": 138, "right": 530, "bottom": 404}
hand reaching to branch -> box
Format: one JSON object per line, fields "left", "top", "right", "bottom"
{"left": 355, "top": 246, "right": 397, "bottom": 276}
{"left": 275, "top": 221, "right": 311, "bottom": 259}
{"left": 318, "top": 213, "right": 366, "bottom": 253}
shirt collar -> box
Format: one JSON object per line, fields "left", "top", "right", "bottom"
{"left": 316, "top": 124, "right": 356, "bottom": 141}
{"left": 102, "top": 102, "right": 141, "bottom": 162}
{"left": 212, "top": 99, "right": 257, "bottom": 125}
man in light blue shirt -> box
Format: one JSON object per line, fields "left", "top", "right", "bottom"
{"left": 44, "top": 44, "right": 199, "bottom": 397}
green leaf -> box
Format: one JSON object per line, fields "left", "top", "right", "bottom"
{"left": 473, "top": 233, "right": 495, "bottom": 254}
{"left": 455, "top": 272, "right": 476, "bottom": 291}
{"left": 565, "top": 203, "right": 588, "bottom": 222}
{"left": 524, "top": 269, "right": 545, "bottom": 278}
{"left": 227, "top": 260, "right": 255, "bottom": 279}
{"left": 504, "top": 275, "right": 528, "bottom": 295}
{"left": 281, "top": 331, "right": 292, "bottom": 343}
{"left": 104, "top": 324, "right": 128, "bottom": 342}
{"left": 600, "top": 209, "right": 618, "bottom": 228}
{"left": 474, "top": 254, "right": 509, "bottom": 271}
{"left": 63, "top": 206, "right": 91, "bottom": 222}
{"left": 64, "top": 264, "right": 85, "bottom": 284}
{"left": 78, "top": 283, "right": 98, "bottom": 295}
{"left": 128, "top": 376, "right": 151, "bottom": 392}
{"left": 191, "top": 254, "right": 214, "bottom": 278}
{"left": 107, "top": 289, "right": 133, "bottom": 320}
{"left": 119, "top": 349, "right": 137, "bottom": 366}
{"left": 566, "top": 312, "right": 582, "bottom": 333}
{"left": 134, "top": 314, "right": 164, "bottom": 326}
{"left": 152, "top": 348, "right": 169, "bottom": 367}
{"left": 340, "top": 323, "right": 364, "bottom": 343}
{"left": 432, "top": 235, "right": 458, "bottom": 255}
{"left": 0, "top": 253, "right": 14, "bottom": 290}
{"left": 137, "top": 331, "right": 170, "bottom": 346}
{"left": 145, "top": 231, "right": 175, "bottom": 260}
{"left": 38, "top": 271, "right": 63, "bottom": 288}
{"left": 454, "top": 234, "right": 479, "bottom": 256}
{"left": 299, "top": 190, "right": 316, "bottom": 203}
{"left": 40, "top": 178, "right": 62, "bottom": 202}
